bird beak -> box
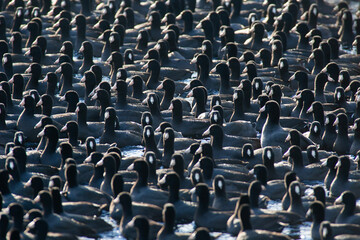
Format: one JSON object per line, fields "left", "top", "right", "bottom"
{"left": 36, "top": 99, "right": 43, "bottom": 107}
{"left": 154, "top": 125, "right": 161, "bottom": 132}
{"left": 93, "top": 21, "right": 100, "bottom": 29}
{"left": 141, "top": 61, "right": 149, "bottom": 70}
{"left": 37, "top": 129, "right": 45, "bottom": 137}
{"left": 327, "top": 76, "right": 335, "bottom": 82}
{"left": 195, "top": 146, "right": 203, "bottom": 155}
{"left": 84, "top": 156, "right": 92, "bottom": 163}
{"left": 306, "top": 105, "right": 313, "bottom": 114}
{"left": 285, "top": 134, "right": 291, "bottom": 142}
{"left": 202, "top": 127, "right": 210, "bottom": 137}
{"left": 289, "top": 74, "right": 296, "bottom": 82}
{"left": 96, "top": 159, "right": 104, "bottom": 167}
{"left": 25, "top": 66, "right": 32, "bottom": 73}
{"left": 19, "top": 98, "right": 25, "bottom": 107}
{"left": 55, "top": 67, "right": 62, "bottom": 74}
{"left": 190, "top": 57, "right": 197, "bottom": 64}
{"left": 158, "top": 174, "right": 167, "bottom": 185}
{"left": 60, "top": 125, "right": 67, "bottom": 132}
{"left": 320, "top": 160, "right": 327, "bottom": 167}
{"left": 79, "top": 45, "right": 84, "bottom": 53}
{"left": 90, "top": 92, "right": 98, "bottom": 101}
{"left": 105, "top": 56, "right": 112, "bottom": 64}
{"left": 290, "top": 26, "right": 297, "bottom": 33}
{"left": 111, "top": 84, "right": 117, "bottom": 92}
{"left": 183, "top": 83, "right": 191, "bottom": 91}
{"left": 305, "top": 209, "right": 312, "bottom": 220}
{"left": 184, "top": 145, "right": 192, "bottom": 154}
{"left": 98, "top": 33, "right": 104, "bottom": 41}
{"left": 34, "top": 195, "right": 40, "bottom": 203}
{"left": 141, "top": 97, "right": 148, "bottom": 105}
{"left": 259, "top": 105, "right": 265, "bottom": 113}
{"left": 113, "top": 196, "right": 120, "bottom": 204}
{"left": 194, "top": 161, "right": 200, "bottom": 168}
{"left": 282, "top": 148, "right": 290, "bottom": 158}
{"left": 293, "top": 94, "right": 301, "bottom": 100}
{"left": 186, "top": 90, "right": 193, "bottom": 98}
{"left": 127, "top": 163, "right": 134, "bottom": 171}
{"left": 334, "top": 195, "right": 343, "bottom": 205}
{"left": 34, "top": 119, "right": 42, "bottom": 129}
{"left": 168, "top": 103, "right": 173, "bottom": 110}
{"left": 307, "top": 53, "right": 314, "bottom": 63}
{"left": 24, "top": 179, "right": 32, "bottom": 187}
{"left": 20, "top": 24, "right": 28, "bottom": 30}
{"left": 156, "top": 82, "right": 164, "bottom": 90}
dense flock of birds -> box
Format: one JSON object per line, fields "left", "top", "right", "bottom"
{"left": 1, "top": 0, "right": 360, "bottom": 239}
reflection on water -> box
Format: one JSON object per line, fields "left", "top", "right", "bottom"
{"left": 267, "top": 200, "right": 312, "bottom": 239}
{"left": 283, "top": 222, "right": 312, "bottom": 240}
{"left": 121, "top": 145, "right": 144, "bottom": 158}
{"left": 97, "top": 199, "right": 313, "bottom": 239}
{"left": 98, "top": 212, "right": 125, "bottom": 240}
{"left": 267, "top": 199, "right": 282, "bottom": 211}
{"left": 176, "top": 222, "right": 195, "bottom": 233}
